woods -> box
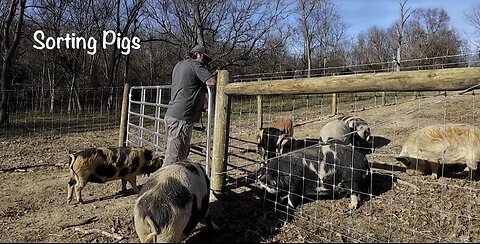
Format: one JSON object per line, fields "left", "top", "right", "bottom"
{"left": 0, "top": 0, "right": 478, "bottom": 126}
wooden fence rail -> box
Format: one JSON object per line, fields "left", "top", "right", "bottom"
{"left": 224, "top": 67, "right": 480, "bottom": 95}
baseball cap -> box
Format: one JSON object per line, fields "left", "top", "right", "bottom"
{"left": 190, "top": 45, "right": 212, "bottom": 62}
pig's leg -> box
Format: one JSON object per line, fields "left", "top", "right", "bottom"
{"left": 67, "top": 177, "right": 76, "bottom": 204}
{"left": 74, "top": 178, "right": 88, "bottom": 204}
{"left": 120, "top": 179, "right": 128, "bottom": 192}
{"left": 127, "top": 176, "right": 140, "bottom": 193}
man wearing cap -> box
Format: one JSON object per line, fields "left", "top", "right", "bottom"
{"left": 163, "top": 45, "right": 216, "bottom": 167}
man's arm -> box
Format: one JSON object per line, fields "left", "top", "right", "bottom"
{"left": 193, "top": 62, "right": 216, "bottom": 86}
{"left": 205, "top": 75, "right": 216, "bottom": 86}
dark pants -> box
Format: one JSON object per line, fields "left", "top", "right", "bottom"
{"left": 164, "top": 115, "right": 194, "bottom": 167}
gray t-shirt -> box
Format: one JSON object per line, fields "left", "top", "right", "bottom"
{"left": 165, "top": 58, "right": 212, "bottom": 123}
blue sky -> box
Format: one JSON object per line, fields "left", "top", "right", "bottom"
{"left": 337, "top": 0, "right": 479, "bottom": 48}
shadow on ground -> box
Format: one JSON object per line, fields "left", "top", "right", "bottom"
{"left": 187, "top": 188, "right": 284, "bottom": 243}
{"left": 371, "top": 136, "right": 391, "bottom": 149}
{"left": 79, "top": 189, "right": 138, "bottom": 204}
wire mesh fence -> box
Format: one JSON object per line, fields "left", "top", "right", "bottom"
{"left": 0, "top": 87, "right": 124, "bottom": 137}
{"left": 220, "top": 53, "right": 480, "bottom": 242}
{"left": 1, "top": 53, "right": 480, "bottom": 242}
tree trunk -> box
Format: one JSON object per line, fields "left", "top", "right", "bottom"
{"left": 0, "top": 0, "right": 26, "bottom": 126}
{"left": 299, "top": 0, "right": 311, "bottom": 78}
{"left": 48, "top": 64, "right": 56, "bottom": 113}
{"left": 0, "top": 64, "right": 10, "bottom": 126}
{"left": 106, "top": 44, "right": 120, "bottom": 111}
{"left": 107, "top": 61, "right": 118, "bottom": 111}
{"left": 193, "top": 0, "right": 205, "bottom": 46}
{"left": 0, "top": 53, "right": 11, "bottom": 125}
{"left": 67, "top": 72, "right": 76, "bottom": 114}
{"left": 75, "top": 87, "right": 83, "bottom": 112}
{"left": 68, "top": 58, "right": 79, "bottom": 114}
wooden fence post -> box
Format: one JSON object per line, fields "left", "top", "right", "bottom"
{"left": 257, "top": 95, "right": 263, "bottom": 129}
{"left": 331, "top": 93, "right": 337, "bottom": 116}
{"left": 118, "top": 83, "right": 130, "bottom": 147}
{"left": 210, "top": 70, "right": 229, "bottom": 201}
{"left": 257, "top": 78, "right": 263, "bottom": 130}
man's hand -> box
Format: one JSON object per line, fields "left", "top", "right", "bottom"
{"left": 205, "top": 76, "right": 216, "bottom": 86}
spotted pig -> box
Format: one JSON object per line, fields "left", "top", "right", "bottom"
{"left": 67, "top": 147, "right": 163, "bottom": 203}
{"left": 133, "top": 160, "right": 218, "bottom": 243}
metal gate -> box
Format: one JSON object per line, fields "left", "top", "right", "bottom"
{"left": 125, "top": 85, "right": 215, "bottom": 176}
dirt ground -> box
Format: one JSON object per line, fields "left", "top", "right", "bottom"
{"left": 1, "top": 92, "right": 480, "bottom": 243}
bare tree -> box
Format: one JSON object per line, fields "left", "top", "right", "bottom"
{"left": 0, "top": 0, "right": 26, "bottom": 126}
{"left": 144, "top": 0, "right": 290, "bottom": 70}
{"left": 465, "top": 2, "right": 480, "bottom": 51}
{"left": 28, "top": 0, "right": 97, "bottom": 114}
{"left": 298, "top": 0, "right": 313, "bottom": 77}
{"left": 63, "top": 1, "right": 96, "bottom": 114}
{"left": 27, "top": 0, "right": 67, "bottom": 113}
{"left": 395, "top": 0, "right": 413, "bottom": 71}
{"left": 404, "top": 7, "right": 465, "bottom": 67}
{"left": 351, "top": 26, "right": 393, "bottom": 67}
{"left": 295, "top": 0, "right": 347, "bottom": 116}
{"left": 296, "top": 0, "right": 348, "bottom": 76}
{"left": 90, "top": 0, "right": 147, "bottom": 110}
{"left": 212, "top": 0, "right": 290, "bottom": 70}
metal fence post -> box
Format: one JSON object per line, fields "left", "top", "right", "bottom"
{"left": 205, "top": 85, "right": 215, "bottom": 177}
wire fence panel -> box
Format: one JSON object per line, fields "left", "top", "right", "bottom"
{"left": 0, "top": 87, "right": 123, "bottom": 137}
{"left": 220, "top": 53, "right": 480, "bottom": 243}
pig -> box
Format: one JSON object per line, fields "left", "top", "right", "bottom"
{"left": 276, "top": 134, "right": 321, "bottom": 155}
{"left": 256, "top": 127, "right": 287, "bottom": 160}
{"left": 272, "top": 117, "right": 294, "bottom": 137}
{"left": 256, "top": 140, "right": 371, "bottom": 210}
{"left": 395, "top": 124, "right": 480, "bottom": 180}
{"left": 67, "top": 147, "right": 163, "bottom": 204}
{"left": 133, "top": 159, "right": 219, "bottom": 243}
{"left": 337, "top": 115, "right": 372, "bottom": 144}
{"left": 319, "top": 119, "right": 352, "bottom": 145}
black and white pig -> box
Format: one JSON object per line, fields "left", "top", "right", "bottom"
{"left": 133, "top": 160, "right": 219, "bottom": 243}
{"left": 256, "top": 140, "right": 371, "bottom": 210}
{"left": 67, "top": 147, "right": 163, "bottom": 204}
{"left": 337, "top": 115, "right": 372, "bottom": 144}
{"left": 256, "top": 127, "right": 287, "bottom": 160}
{"left": 276, "top": 134, "right": 321, "bottom": 155}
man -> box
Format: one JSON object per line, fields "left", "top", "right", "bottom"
{"left": 163, "top": 45, "right": 216, "bottom": 167}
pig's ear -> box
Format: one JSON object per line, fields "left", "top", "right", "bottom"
{"left": 68, "top": 151, "right": 76, "bottom": 161}
{"left": 155, "top": 155, "right": 164, "bottom": 167}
